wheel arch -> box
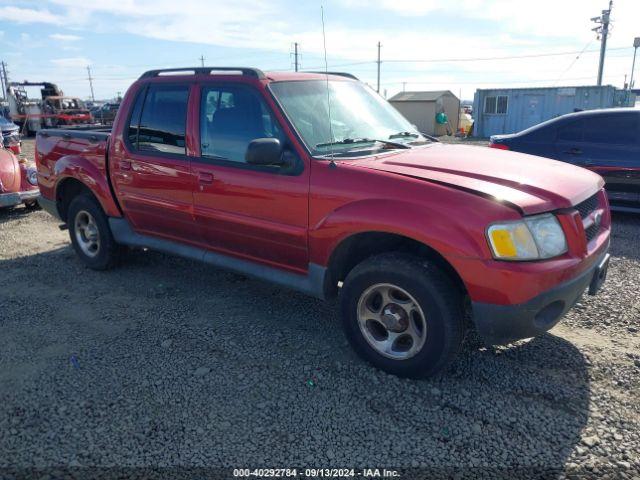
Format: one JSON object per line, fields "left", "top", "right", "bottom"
{"left": 324, "top": 231, "right": 468, "bottom": 300}
{"left": 55, "top": 177, "right": 102, "bottom": 222}
{"left": 52, "top": 154, "right": 122, "bottom": 222}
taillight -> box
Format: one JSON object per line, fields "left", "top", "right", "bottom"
{"left": 489, "top": 143, "right": 510, "bottom": 150}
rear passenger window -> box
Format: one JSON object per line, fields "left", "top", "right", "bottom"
{"left": 136, "top": 85, "right": 189, "bottom": 155}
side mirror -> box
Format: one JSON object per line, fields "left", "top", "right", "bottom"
{"left": 245, "top": 138, "right": 284, "bottom": 166}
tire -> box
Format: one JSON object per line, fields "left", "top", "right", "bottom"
{"left": 340, "top": 253, "right": 464, "bottom": 378}
{"left": 24, "top": 200, "right": 41, "bottom": 211}
{"left": 67, "top": 193, "right": 121, "bottom": 270}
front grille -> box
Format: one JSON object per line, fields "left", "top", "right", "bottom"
{"left": 585, "top": 223, "right": 599, "bottom": 243}
{"left": 575, "top": 194, "right": 598, "bottom": 220}
{"left": 574, "top": 193, "right": 600, "bottom": 244}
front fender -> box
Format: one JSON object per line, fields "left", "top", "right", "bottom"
{"left": 309, "top": 198, "right": 486, "bottom": 266}
{"left": 53, "top": 155, "right": 121, "bottom": 218}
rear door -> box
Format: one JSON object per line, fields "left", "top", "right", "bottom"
{"left": 580, "top": 113, "right": 640, "bottom": 207}
{"left": 190, "top": 82, "right": 310, "bottom": 272}
{"left": 110, "top": 82, "right": 199, "bottom": 244}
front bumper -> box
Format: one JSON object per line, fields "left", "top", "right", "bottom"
{"left": 0, "top": 189, "right": 40, "bottom": 207}
{"left": 472, "top": 248, "right": 610, "bottom": 345}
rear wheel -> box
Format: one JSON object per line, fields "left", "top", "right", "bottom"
{"left": 67, "top": 194, "right": 121, "bottom": 270}
{"left": 340, "top": 253, "right": 464, "bottom": 378}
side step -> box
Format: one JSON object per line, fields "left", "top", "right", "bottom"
{"left": 108, "top": 218, "right": 327, "bottom": 299}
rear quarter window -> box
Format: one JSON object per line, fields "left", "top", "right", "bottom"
{"left": 581, "top": 113, "right": 639, "bottom": 145}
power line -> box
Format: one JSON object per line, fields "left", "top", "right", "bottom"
{"left": 553, "top": 40, "right": 594, "bottom": 86}
{"left": 383, "top": 46, "right": 628, "bottom": 64}
{"left": 292, "top": 46, "right": 631, "bottom": 72}
{"left": 381, "top": 73, "right": 627, "bottom": 87}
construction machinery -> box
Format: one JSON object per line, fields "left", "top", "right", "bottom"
{"left": 6, "top": 81, "right": 91, "bottom": 135}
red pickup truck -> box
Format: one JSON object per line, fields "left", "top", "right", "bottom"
{"left": 36, "top": 67, "right": 611, "bottom": 378}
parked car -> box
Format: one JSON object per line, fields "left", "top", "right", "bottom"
{"left": 489, "top": 108, "right": 640, "bottom": 212}
{"left": 0, "top": 137, "right": 39, "bottom": 209}
{"left": 92, "top": 102, "right": 120, "bottom": 124}
{"left": 0, "top": 115, "right": 22, "bottom": 154}
{"left": 36, "top": 67, "right": 610, "bottom": 378}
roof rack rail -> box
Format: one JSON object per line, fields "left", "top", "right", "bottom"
{"left": 306, "top": 71, "right": 358, "bottom": 80}
{"left": 139, "top": 67, "right": 265, "bottom": 79}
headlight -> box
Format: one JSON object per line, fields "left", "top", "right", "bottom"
{"left": 487, "top": 213, "right": 567, "bottom": 261}
{"left": 27, "top": 167, "right": 38, "bottom": 186}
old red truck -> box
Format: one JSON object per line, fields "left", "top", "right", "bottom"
{"left": 35, "top": 68, "right": 611, "bottom": 378}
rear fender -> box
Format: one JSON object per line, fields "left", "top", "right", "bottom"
{"left": 53, "top": 155, "right": 121, "bottom": 218}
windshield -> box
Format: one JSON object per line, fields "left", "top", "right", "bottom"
{"left": 270, "top": 80, "right": 427, "bottom": 155}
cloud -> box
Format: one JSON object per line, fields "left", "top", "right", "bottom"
{"left": 50, "top": 33, "right": 82, "bottom": 41}
{"left": 4, "top": 0, "right": 639, "bottom": 100}
{"left": 51, "top": 57, "right": 91, "bottom": 68}
{"left": 0, "top": 6, "right": 63, "bottom": 24}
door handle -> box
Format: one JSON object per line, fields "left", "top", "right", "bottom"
{"left": 198, "top": 171, "right": 215, "bottom": 184}
{"left": 120, "top": 160, "right": 132, "bottom": 171}
{"left": 564, "top": 148, "right": 582, "bottom": 155}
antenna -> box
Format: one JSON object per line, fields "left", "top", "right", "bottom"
{"left": 321, "top": 6, "right": 335, "bottom": 162}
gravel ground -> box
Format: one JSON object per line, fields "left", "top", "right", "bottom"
{"left": 1, "top": 139, "right": 639, "bottom": 478}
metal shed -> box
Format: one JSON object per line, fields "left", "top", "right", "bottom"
{"left": 472, "top": 85, "right": 636, "bottom": 137}
{"left": 389, "top": 90, "right": 460, "bottom": 136}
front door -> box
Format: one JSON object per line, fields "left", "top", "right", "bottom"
{"left": 191, "top": 83, "right": 309, "bottom": 272}
{"left": 110, "top": 83, "right": 199, "bottom": 244}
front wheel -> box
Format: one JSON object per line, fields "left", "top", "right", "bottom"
{"left": 67, "top": 194, "right": 121, "bottom": 270}
{"left": 340, "top": 253, "right": 464, "bottom": 378}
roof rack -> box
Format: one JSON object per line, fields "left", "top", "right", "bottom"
{"left": 306, "top": 71, "right": 358, "bottom": 80}
{"left": 139, "top": 67, "right": 265, "bottom": 79}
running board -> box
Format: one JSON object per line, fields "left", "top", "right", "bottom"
{"left": 109, "top": 218, "right": 327, "bottom": 300}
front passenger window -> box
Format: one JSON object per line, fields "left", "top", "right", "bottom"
{"left": 200, "top": 86, "right": 282, "bottom": 163}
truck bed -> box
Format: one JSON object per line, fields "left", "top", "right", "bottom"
{"left": 36, "top": 128, "right": 113, "bottom": 215}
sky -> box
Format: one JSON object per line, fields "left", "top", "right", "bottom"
{"left": 0, "top": 0, "right": 639, "bottom": 102}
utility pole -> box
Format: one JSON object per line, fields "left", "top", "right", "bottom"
{"left": 199, "top": 55, "right": 205, "bottom": 67}
{"left": 294, "top": 42, "right": 299, "bottom": 72}
{"left": 630, "top": 37, "right": 640, "bottom": 90}
{"left": 376, "top": 41, "right": 381, "bottom": 93}
{"left": 402, "top": 82, "right": 406, "bottom": 92}
{"left": 592, "top": 1, "right": 613, "bottom": 86}
{"left": 1, "top": 61, "right": 9, "bottom": 100}
{"left": 86, "top": 66, "right": 95, "bottom": 102}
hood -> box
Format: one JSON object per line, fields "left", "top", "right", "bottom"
{"left": 0, "top": 148, "right": 20, "bottom": 193}
{"left": 351, "top": 144, "right": 603, "bottom": 215}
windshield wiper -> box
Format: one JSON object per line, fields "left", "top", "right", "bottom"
{"left": 389, "top": 131, "right": 439, "bottom": 143}
{"left": 315, "top": 137, "right": 410, "bottom": 150}
{"left": 389, "top": 131, "right": 419, "bottom": 139}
